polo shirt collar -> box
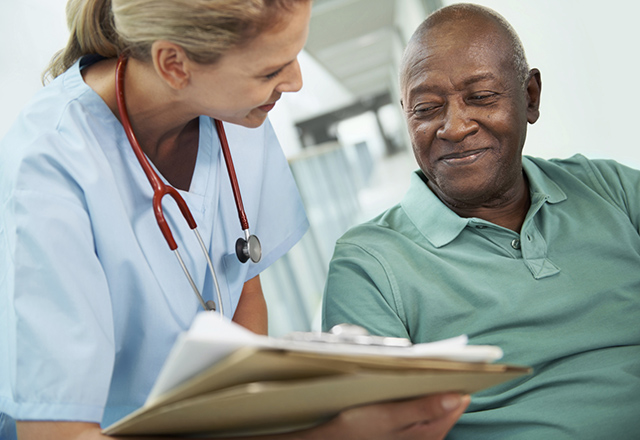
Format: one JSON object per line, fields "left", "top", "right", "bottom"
{"left": 522, "top": 156, "right": 567, "bottom": 204}
{"left": 400, "top": 156, "right": 567, "bottom": 248}
{"left": 401, "top": 171, "right": 467, "bottom": 248}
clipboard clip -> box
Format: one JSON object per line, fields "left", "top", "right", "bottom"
{"left": 283, "top": 324, "right": 412, "bottom": 348}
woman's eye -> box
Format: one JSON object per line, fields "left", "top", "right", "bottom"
{"left": 265, "top": 69, "right": 283, "bottom": 80}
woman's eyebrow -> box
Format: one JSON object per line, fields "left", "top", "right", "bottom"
{"left": 259, "top": 59, "right": 295, "bottom": 76}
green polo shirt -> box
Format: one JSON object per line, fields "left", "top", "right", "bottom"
{"left": 323, "top": 155, "right": 640, "bottom": 439}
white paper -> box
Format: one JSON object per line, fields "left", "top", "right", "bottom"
{"left": 147, "top": 313, "right": 503, "bottom": 403}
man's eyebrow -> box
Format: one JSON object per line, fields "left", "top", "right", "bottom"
{"left": 407, "top": 72, "right": 500, "bottom": 96}
{"left": 406, "top": 79, "right": 443, "bottom": 96}
{"left": 460, "top": 72, "right": 499, "bottom": 87}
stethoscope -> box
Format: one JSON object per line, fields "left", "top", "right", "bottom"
{"left": 115, "top": 54, "right": 262, "bottom": 315}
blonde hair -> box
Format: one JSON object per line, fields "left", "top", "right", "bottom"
{"left": 44, "top": 0, "right": 308, "bottom": 82}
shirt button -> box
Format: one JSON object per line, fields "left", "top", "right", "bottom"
{"left": 511, "top": 239, "right": 521, "bottom": 250}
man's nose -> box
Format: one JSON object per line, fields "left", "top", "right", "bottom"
{"left": 436, "top": 100, "right": 479, "bottom": 142}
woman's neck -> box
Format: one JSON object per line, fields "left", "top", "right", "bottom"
{"left": 82, "top": 57, "right": 199, "bottom": 190}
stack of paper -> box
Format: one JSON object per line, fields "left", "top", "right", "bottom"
{"left": 104, "top": 314, "right": 530, "bottom": 437}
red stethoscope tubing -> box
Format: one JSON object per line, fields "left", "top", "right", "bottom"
{"left": 214, "top": 119, "right": 249, "bottom": 231}
{"left": 114, "top": 54, "right": 263, "bottom": 313}
{"left": 115, "top": 54, "right": 250, "bottom": 249}
{"left": 115, "top": 56, "right": 188, "bottom": 250}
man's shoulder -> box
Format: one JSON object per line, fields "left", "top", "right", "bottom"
{"left": 525, "top": 154, "right": 640, "bottom": 217}
{"left": 526, "top": 154, "right": 636, "bottom": 188}
{"left": 526, "top": 153, "right": 633, "bottom": 176}
{"left": 337, "top": 203, "right": 416, "bottom": 248}
{"left": 526, "top": 153, "right": 592, "bottom": 171}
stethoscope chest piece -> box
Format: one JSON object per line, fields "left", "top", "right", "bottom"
{"left": 236, "top": 234, "right": 261, "bottom": 263}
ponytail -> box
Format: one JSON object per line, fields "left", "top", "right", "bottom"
{"left": 43, "top": 0, "right": 120, "bottom": 83}
{"left": 43, "top": 0, "right": 310, "bottom": 84}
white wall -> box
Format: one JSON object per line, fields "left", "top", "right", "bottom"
{"left": 443, "top": 0, "right": 640, "bottom": 168}
{"left": 0, "top": 0, "right": 68, "bottom": 137}
{"left": 1, "top": 0, "right": 639, "bottom": 169}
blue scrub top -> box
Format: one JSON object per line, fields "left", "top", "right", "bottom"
{"left": 0, "top": 57, "right": 309, "bottom": 434}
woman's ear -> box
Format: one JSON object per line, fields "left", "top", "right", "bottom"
{"left": 151, "top": 41, "right": 191, "bottom": 90}
{"left": 526, "top": 68, "right": 542, "bottom": 124}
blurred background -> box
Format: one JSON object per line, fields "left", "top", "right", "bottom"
{"left": 2, "top": 0, "right": 639, "bottom": 336}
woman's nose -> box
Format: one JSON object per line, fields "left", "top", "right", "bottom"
{"left": 276, "top": 59, "right": 303, "bottom": 93}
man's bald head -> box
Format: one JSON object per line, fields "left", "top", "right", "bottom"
{"left": 400, "top": 4, "right": 530, "bottom": 94}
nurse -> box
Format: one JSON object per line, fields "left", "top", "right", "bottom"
{"left": 0, "top": 0, "right": 468, "bottom": 439}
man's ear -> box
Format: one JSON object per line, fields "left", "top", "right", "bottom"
{"left": 151, "top": 41, "right": 191, "bottom": 90}
{"left": 526, "top": 68, "right": 542, "bottom": 124}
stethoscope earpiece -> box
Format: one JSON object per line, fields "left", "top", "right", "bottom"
{"left": 236, "top": 234, "right": 262, "bottom": 264}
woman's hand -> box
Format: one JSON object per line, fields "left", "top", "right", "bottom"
{"left": 17, "top": 393, "right": 468, "bottom": 440}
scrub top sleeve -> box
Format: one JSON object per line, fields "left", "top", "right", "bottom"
{"left": 245, "top": 120, "right": 309, "bottom": 281}
{"left": 1, "top": 141, "right": 115, "bottom": 423}
{"left": 322, "top": 239, "right": 410, "bottom": 339}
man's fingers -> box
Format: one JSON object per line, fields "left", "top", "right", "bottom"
{"left": 319, "top": 393, "right": 470, "bottom": 440}
{"left": 397, "top": 394, "right": 471, "bottom": 440}
{"left": 378, "top": 393, "right": 469, "bottom": 426}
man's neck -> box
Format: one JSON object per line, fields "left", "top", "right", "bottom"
{"left": 435, "top": 175, "right": 531, "bottom": 232}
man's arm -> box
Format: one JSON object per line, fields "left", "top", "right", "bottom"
{"left": 322, "top": 240, "right": 410, "bottom": 338}
{"left": 16, "top": 393, "right": 469, "bottom": 440}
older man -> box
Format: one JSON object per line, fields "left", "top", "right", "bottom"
{"left": 323, "top": 3, "right": 640, "bottom": 439}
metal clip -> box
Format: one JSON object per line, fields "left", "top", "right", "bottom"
{"left": 283, "top": 324, "right": 412, "bottom": 347}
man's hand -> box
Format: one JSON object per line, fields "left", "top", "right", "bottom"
{"left": 305, "top": 393, "right": 470, "bottom": 440}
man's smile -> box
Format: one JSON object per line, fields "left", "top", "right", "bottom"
{"left": 439, "top": 148, "right": 489, "bottom": 165}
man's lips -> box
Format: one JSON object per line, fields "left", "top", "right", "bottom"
{"left": 439, "top": 148, "right": 488, "bottom": 165}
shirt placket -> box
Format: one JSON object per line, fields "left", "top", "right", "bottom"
{"left": 519, "top": 193, "right": 561, "bottom": 279}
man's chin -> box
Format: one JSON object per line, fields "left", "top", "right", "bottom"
{"left": 427, "top": 178, "right": 496, "bottom": 207}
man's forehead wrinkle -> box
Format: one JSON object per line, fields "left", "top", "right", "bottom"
{"left": 404, "top": 35, "right": 506, "bottom": 96}
{"left": 404, "top": 45, "right": 436, "bottom": 84}
{"left": 400, "top": 12, "right": 515, "bottom": 95}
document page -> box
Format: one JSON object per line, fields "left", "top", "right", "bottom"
{"left": 148, "top": 313, "right": 503, "bottom": 403}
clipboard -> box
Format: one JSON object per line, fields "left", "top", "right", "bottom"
{"left": 104, "top": 345, "right": 530, "bottom": 436}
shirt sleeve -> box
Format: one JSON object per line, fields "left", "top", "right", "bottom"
{"left": 555, "top": 155, "right": 640, "bottom": 234}
{"left": 225, "top": 118, "right": 309, "bottom": 282}
{"left": 0, "top": 135, "right": 115, "bottom": 423}
{"left": 589, "top": 159, "right": 640, "bottom": 234}
{"left": 322, "top": 236, "right": 411, "bottom": 339}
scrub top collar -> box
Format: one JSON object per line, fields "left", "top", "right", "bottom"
{"left": 401, "top": 156, "right": 568, "bottom": 248}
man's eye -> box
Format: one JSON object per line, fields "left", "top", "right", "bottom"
{"left": 469, "top": 92, "right": 497, "bottom": 103}
{"left": 412, "top": 104, "right": 440, "bottom": 116}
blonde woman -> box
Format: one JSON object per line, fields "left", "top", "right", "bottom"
{"left": 0, "top": 1, "right": 468, "bottom": 439}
